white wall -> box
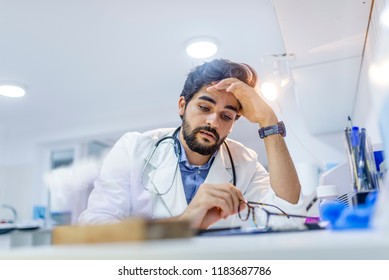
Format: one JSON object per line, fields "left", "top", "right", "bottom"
{"left": 0, "top": 165, "right": 5, "bottom": 207}
{"left": 0, "top": 131, "right": 8, "bottom": 210}
{"left": 0, "top": 105, "right": 181, "bottom": 220}
{"left": 268, "top": 86, "right": 346, "bottom": 196}
{"left": 354, "top": 0, "right": 389, "bottom": 144}
{"left": 0, "top": 164, "right": 34, "bottom": 220}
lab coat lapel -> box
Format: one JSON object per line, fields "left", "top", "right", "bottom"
{"left": 146, "top": 143, "right": 187, "bottom": 216}
{"left": 205, "top": 146, "right": 234, "bottom": 185}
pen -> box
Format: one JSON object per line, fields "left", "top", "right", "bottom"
{"left": 357, "top": 128, "right": 368, "bottom": 190}
{"left": 352, "top": 126, "right": 361, "bottom": 190}
{"left": 348, "top": 115, "right": 353, "bottom": 129}
{"left": 367, "top": 135, "right": 380, "bottom": 189}
{"left": 363, "top": 129, "right": 379, "bottom": 190}
{"left": 351, "top": 126, "right": 360, "bottom": 151}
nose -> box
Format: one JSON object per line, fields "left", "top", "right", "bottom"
{"left": 206, "top": 113, "right": 219, "bottom": 128}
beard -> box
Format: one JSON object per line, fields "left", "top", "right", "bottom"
{"left": 181, "top": 116, "right": 226, "bottom": 156}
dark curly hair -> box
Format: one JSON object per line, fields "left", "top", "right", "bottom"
{"left": 180, "top": 59, "right": 258, "bottom": 104}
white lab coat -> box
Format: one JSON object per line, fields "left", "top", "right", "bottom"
{"left": 78, "top": 128, "right": 305, "bottom": 228}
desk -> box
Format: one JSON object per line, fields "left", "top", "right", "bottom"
{"left": 0, "top": 228, "right": 51, "bottom": 249}
{"left": 0, "top": 229, "right": 388, "bottom": 259}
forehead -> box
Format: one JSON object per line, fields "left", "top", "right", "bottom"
{"left": 191, "top": 87, "right": 240, "bottom": 108}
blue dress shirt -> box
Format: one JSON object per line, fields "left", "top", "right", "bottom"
{"left": 177, "top": 140, "right": 216, "bottom": 204}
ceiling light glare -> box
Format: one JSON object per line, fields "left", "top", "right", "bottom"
{"left": 280, "top": 78, "right": 291, "bottom": 88}
{"left": 380, "top": 5, "right": 389, "bottom": 28}
{"left": 369, "top": 61, "right": 389, "bottom": 87}
{"left": 186, "top": 39, "right": 218, "bottom": 59}
{"left": 261, "top": 82, "right": 278, "bottom": 101}
{"left": 0, "top": 84, "right": 26, "bottom": 98}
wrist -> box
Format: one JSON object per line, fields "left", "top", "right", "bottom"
{"left": 257, "top": 115, "right": 278, "bottom": 128}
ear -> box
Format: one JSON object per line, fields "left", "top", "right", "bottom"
{"left": 178, "top": 96, "right": 186, "bottom": 116}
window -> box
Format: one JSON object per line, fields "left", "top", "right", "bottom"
{"left": 50, "top": 149, "right": 75, "bottom": 169}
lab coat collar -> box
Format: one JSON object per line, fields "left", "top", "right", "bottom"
{"left": 146, "top": 142, "right": 187, "bottom": 217}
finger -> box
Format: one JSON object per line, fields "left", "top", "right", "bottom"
{"left": 196, "top": 184, "right": 240, "bottom": 217}
{"left": 219, "top": 184, "right": 239, "bottom": 214}
{"left": 230, "top": 185, "right": 245, "bottom": 214}
{"left": 236, "top": 187, "right": 246, "bottom": 202}
{"left": 216, "top": 207, "right": 228, "bottom": 220}
{"left": 216, "top": 77, "right": 240, "bottom": 86}
{"left": 192, "top": 185, "right": 229, "bottom": 214}
{"left": 202, "top": 207, "right": 223, "bottom": 227}
{"left": 213, "top": 184, "right": 242, "bottom": 216}
{"left": 200, "top": 197, "right": 227, "bottom": 219}
{"left": 226, "top": 83, "right": 239, "bottom": 94}
{"left": 238, "top": 200, "right": 247, "bottom": 212}
{"left": 207, "top": 78, "right": 237, "bottom": 91}
{"left": 211, "top": 189, "right": 235, "bottom": 216}
{"left": 201, "top": 186, "right": 235, "bottom": 217}
{"left": 206, "top": 83, "right": 229, "bottom": 92}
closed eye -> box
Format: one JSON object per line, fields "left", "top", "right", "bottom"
{"left": 221, "top": 113, "right": 233, "bottom": 121}
{"left": 199, "top": 105, "right": 210, "bottom": 112}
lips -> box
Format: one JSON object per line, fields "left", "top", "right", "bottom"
{"left": 199, "top": 130, "right": 216, "bottom": 141}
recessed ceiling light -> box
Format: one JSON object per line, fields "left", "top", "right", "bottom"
{"left": 186, "top": 38, "right": 218, "bottom": 59}
{"left": 0, "top": 83, "right": 26, "bottom": 98}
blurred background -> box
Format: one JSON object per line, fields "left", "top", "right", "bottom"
{"left": 0, "top": 0, "right": 387, "bottom": 222}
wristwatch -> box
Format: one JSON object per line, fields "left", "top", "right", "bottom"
{"left": 258, "top": 121, "right": 286, "bottom": 139}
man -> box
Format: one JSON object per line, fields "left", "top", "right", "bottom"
{"left": 79, "top": 59, "right": 304, "bottom": 229}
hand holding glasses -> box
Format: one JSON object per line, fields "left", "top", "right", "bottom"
{"left": 238, "top": 201, "right": 315, "bottom": 231}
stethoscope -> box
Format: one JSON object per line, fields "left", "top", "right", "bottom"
{"left": 140, "top": 126, "right": 236, "bottom": 197}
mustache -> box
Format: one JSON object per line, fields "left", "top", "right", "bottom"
{"left": 193, "top": 126, "right": 220, "bottom": 142}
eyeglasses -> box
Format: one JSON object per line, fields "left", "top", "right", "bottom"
{"left": 238, "top": 201, "right": 313, "bottom": 231}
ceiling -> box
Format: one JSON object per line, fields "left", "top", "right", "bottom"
{"left": 0, "top": 0, "right": 373, "bottom": 163}
{"left": 274, "top": 0, "right": 373, "bottom": 135}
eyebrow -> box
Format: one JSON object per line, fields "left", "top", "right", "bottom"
{"left": 198, "top": 95, "right": 239, "bottom": 113}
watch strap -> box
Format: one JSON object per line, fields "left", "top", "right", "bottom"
{"left": 258, "top": 121, "right": 286, "bottom": 139}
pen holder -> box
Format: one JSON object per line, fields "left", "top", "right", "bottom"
{"left": 344, "top": 126, "right": 380, "bottom": 192}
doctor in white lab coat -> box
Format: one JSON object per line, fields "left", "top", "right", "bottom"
{"left": 79, "top": 59, "right": 305, "bottom": 229}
